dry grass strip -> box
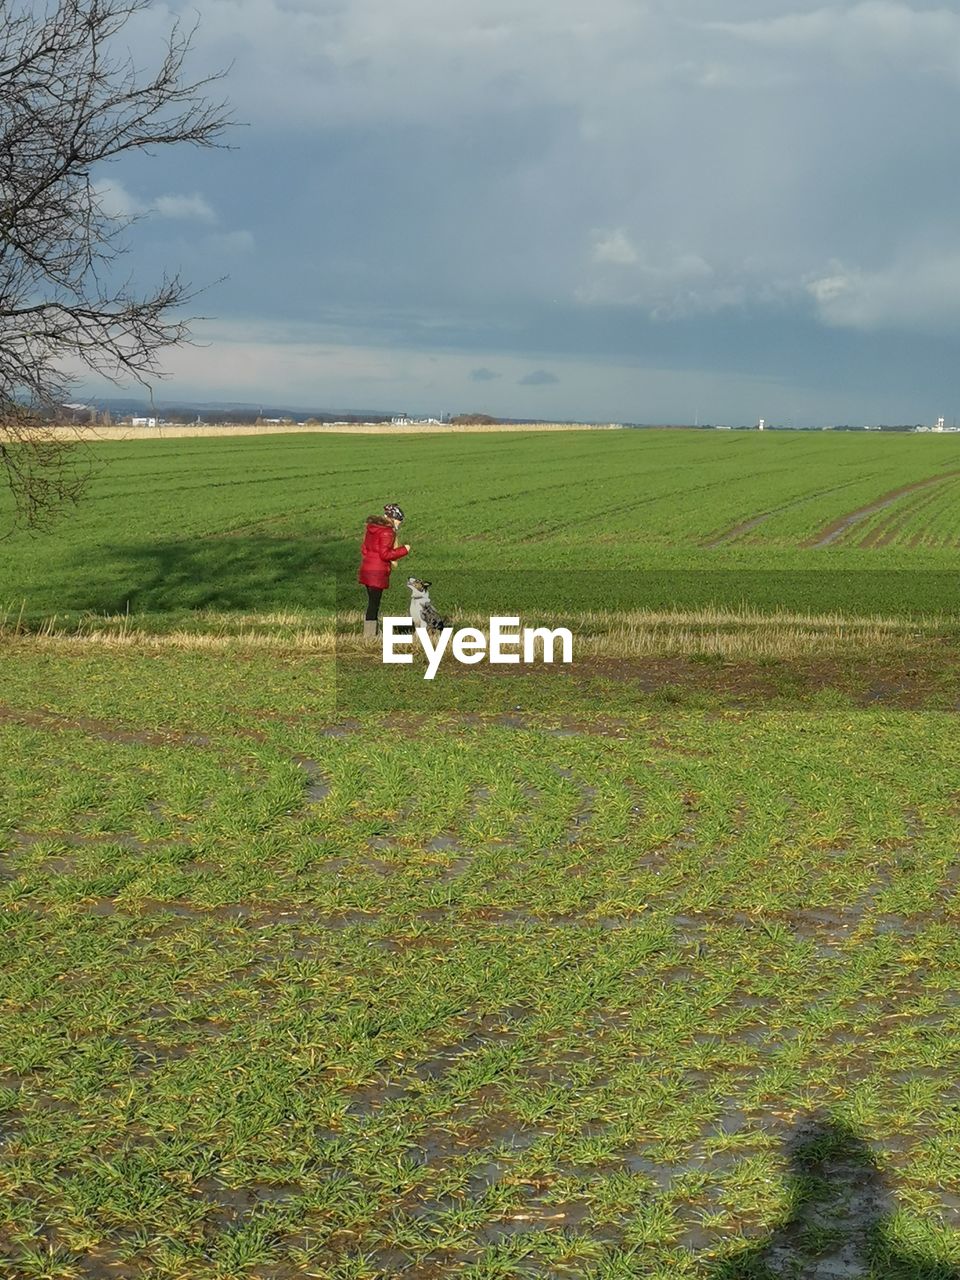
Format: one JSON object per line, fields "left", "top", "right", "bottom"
{"left": 2, "top": 422, "right": 623, "bottom": 442}
{"left": 0, "top": 607, "right": 940, "bottom": 660}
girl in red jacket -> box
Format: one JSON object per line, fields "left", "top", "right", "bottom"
{"left": 358, "top": 502, "right": 410, "bottom": 637}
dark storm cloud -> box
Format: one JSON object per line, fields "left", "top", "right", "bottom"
{"left": 94, "top": 1, "right": 960, "bottom": 423}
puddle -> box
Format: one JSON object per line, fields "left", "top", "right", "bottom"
{"left": 476, "top": 1200, "right": 594, "bottom": 1243}
{"left": 553, "top": 767, "right": 598, "bottom": 844}
{"left": 318, "top": 721, "right": 362, "bottom": 737}
{"left": 313, "top": 910, "right": 381, "bottom": 930}
{"left": 311, "top": 854, "right": 349, "bottom": 872}
{"left": 676, "top": 1223, "right": 722, "bottom": 1254}
{"left": 195, "top": 1178, "right": 301, "bottom": 1215}
{"left": 365, "top": 1247, "right": 457, "bottom": 1280}
{"left": 367, "top": 835, "right": 398, "bottom": 851}
{"left": 405, "top": 1195, "right": 460, "bottom": 1221}
{"left": 709, "top": 1108, "right": 754, "bottom": 1137}
{"left": 347, "top": 855, "right": 395, "bottom": 876}
{"left": 466, "top": 786, "right": 492, "bottom": 819}
{"left": 460, "top": 713, "right": 631, "bottom": 739}
{"left": 707, "top": 511, "right": 779, "bottom": 546}
{"left": 496, "top": 714, "right": 529, "bottom": 731}
{"left": 142, "top": 899, "right": 231, "bottom": 920}
{"left": 438, "top": 857, "right": 473, "bottom": 884}
{"left": 127, "top": 1041, "right": 195, "bottom": 1074}
{"left": 413, "top": 1025, "right": 518, "bottom": 1082}
{"left": 292, "top": 755, "right": 330, "bottom": 804}
{"left": 418, "top": 907, "right": 454, "bottom": 924}
{"left": 343, "top": 1080, "right": 408, "bottom": 1116}
{"left": 85, "top": 898, "right": 119, "bottom": 916}
{"left": 427, "top": 834, "right": 462, "bottom": 853}
{"left": 14, "top": 830, "right": 185, "bottom": 855}
{"left": 671, "top": 913, "right": 710, "bottom": 942}
{"left": 74, "top": 896, "right": 333, "bottom": 928}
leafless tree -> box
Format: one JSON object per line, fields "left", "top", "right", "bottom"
{"left": 0, "top": 0, "right": 230, "bottom": 529}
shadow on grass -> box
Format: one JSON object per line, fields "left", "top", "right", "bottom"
{"left": 710, "top": 1113, "right": 958, "bottom": 1279}
{"left": 61, "top": 535, "right": 362, "bottom": 615}
{"left": 33, "top": 543, "right": 960, "bottom": 628}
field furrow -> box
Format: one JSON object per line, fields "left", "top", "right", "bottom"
{"left": 6, "top": 431, "right": 960, "bottom": 626}
{"left": 802, "top": 471, "right": 960, "bottom": 548}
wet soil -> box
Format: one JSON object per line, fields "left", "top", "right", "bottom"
{"left": 805, "top": 471, "right": 960, "bottom": 548}
{"left": 703, "top": 478, "right": 863, "bottom": 547}
{"left": 0, "top": 703, "right": 211, "bottom": 747}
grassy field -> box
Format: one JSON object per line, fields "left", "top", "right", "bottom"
{"left": 3, "top": 429, "right": 960, "bottom": 1277}
{"left": 5, "top": 429, "right": 960, "bottom": 627}
{"left": 3, "top": 643, "right": 960, "bottom": 1278}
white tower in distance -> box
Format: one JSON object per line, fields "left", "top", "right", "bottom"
{"left": 936, "top": 416, "right": 946, "bottom": 432}
{"left": 758, "top": 418, "right": 765, "bottom": 432}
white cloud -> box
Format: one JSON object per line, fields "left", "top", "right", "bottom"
{"left": 582, "top": 234, "right": 735, "bottom": 316}
{"left": 138, "top": 0, "right": 956, "bottom": 330}
{"left": 706, "top": 2, "right": 960, "bottom": 77}
{"left": 591, "top": 229, "right": 640, "bottom": 266}
{"left": 131, "top": 0, "right": 960, "bottom": 137}
{"left": 109, "top": 0, "right": 960, "bottom": 364}
{"left": 809, "top": 250, "right": 960, "bottom": 331}
{"left": 94, "top": 179, "right": 141, "bottom": 218}
{"left": 94, "top": 180, "right": 219, "bottom": 223}
{"left": 209, "top": 229, "right": 255, "bottom": 253}
{"left": 130, "top": 0, "right": 658, "bottom": 126}
{"left": 95, "top": 178, "right": 253, "bottom": 260}
{"left": 154, "top": 193, "right": 218, "bottom": 223}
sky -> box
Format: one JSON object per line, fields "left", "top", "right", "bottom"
{"left": 82, "top": 0, "right": 960, "bottom": 424}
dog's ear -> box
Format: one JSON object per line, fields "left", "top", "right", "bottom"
{"left": 422, "top": 581, "right": 431, "bottom": 589}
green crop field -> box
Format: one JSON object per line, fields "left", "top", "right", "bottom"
{"left": 5, "top": 429, "right": 960, "bottom": 629}
{"left": 3, "top": 645, "right": 960, "bottom": 1278}
{"left": 3, "top": 429, "right": 960, "bottom": 1278}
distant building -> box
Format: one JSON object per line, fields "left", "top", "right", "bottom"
{"left": 391, "top": 414, "right": 411, "bottom": 425}
{"left": 915, "top": 418, "right": 960, "bottom": 432}
{"left": 131, "top": 416, "right": 157, "bottom": 428}
{"left": 758, "top": 418, "right": 765, "bottom": 432}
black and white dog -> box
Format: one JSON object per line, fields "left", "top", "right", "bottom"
{"left": 406, "top": 577, "right": 448, "bottom": 633}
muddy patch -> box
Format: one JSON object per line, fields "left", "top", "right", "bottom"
{"left": 194, "top": 1178, "right": 302, "bottom": 1219}
{"left": 553, "top": 766, "right": 598, "bottom": 844}
{"left": 412, "top": 1021, "right": 520, "bottom": 1083}
{"left": 342, "top": 1079, "right": 409, "bottom": 1117}
{"left": 476, "top": 1199, "right": 597, "bottom": 1244}
{"left": 292, "top": 755, "right": 331, "bottom": 804}
{"left": 0, "top": 703, "right": 211, "bottom": 748}
{"left": 805, "top": 472, "right": 959, "bottom": 549}
{"left": 703, "top": 479, "right": 863, "bottom": 548}
{"left": 12, "top": 830, "right": 188, "bottom": 856}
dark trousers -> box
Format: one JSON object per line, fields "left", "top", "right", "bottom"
{"left": 364, "top": 586, "right": 383, "bottom": 621}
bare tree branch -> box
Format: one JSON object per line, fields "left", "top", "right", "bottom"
{"left": 0, "top": 0, "right": 231, "bottom": 529}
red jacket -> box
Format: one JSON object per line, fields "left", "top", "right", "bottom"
{"left": 358, "top": 516, "right": 409, "bottom": 589}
